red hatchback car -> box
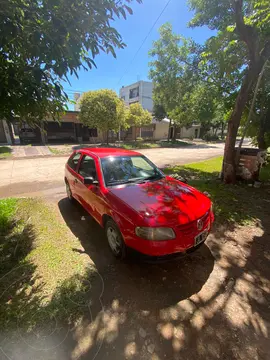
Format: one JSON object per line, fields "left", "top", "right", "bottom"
{"left": 65, "top": 148, "right": 214, "bottom": 260}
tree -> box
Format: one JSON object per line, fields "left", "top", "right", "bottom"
{"left": 149, "top": 24, "right": 183, "bottom": 141}
{"left": 149, "top": 23, "right": 208, "bottom": 141}
{"left": 189, "top": 0, "right": 270, "bottom": 183}
{"left": 79, "top": 89, "right": 127, "bottom": 144}
{"left": 152, "top": 104, "right": 167, "bottom": 121}
{"left": 0, "top": 0, "right": 141, "bottom": 128}
{"left": 125, "top": 103, "right": 152, "bottom": 141}
{"left": 245, "top": 64, "right": 270, "bottom": 149}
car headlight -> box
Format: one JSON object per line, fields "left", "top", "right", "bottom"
{"left": 135, "top": 227, "right": 176, "bottom": 241}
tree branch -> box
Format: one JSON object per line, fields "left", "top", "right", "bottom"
{"left": 234, "top": 0, "right": 259, "bottom": 65}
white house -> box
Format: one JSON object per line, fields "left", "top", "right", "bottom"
{"left": 119, "top": 81, "right": 154, "bottom": 112}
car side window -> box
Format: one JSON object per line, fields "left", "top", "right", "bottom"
{"left": 78, "top": 155, "right": 97, "bottom": 179}
{"left": 67, "top": 153, "right": 81, "bottom": 171}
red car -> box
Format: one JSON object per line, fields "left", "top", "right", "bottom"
{"left": 65, "top": 148, "right": 214, "bottom": 260}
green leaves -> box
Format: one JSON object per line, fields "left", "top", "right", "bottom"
{"left": 125, "top": 103, "right": 152, "bottom": 127}
{"left": 79, "top": 89, "right": 127, "bottom": 133}
{"left": 0, "top": 0, "right": 139, "bottom": 125}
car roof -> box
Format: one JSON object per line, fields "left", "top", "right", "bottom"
{"left": 77, "top": 147, "right": 142, "bottom": 158}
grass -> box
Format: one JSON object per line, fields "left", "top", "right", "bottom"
{"left": 48, "top": 146, "right": 69, "bottom": 155}
{"left": 0, "top": 146, "right": 12, "bottom": 158}
{"left": 47, "top": 140, "right": 193, "bottom": 154}
{"left": 164, "top": 156, "right": 270, "bottom": 226}
{"left": 0, "top": 198, "right": 95, "bottom": 332}
{"left": 121, "top": 140, "right": 192, "bottom": 150}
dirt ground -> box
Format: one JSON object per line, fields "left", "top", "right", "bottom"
{"left": 1, "top": 195, "right": 270, "bottom": 360}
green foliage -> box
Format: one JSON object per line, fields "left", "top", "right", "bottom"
{"left": 79, "top": 89, "right": 128, "bottom": 133}
{"left": 149, "top": 23, "right": 228, "bottom": 134}
{"left": 149, "top": 23, "right": 193, "bottom": 126}
{"left": 153, "top": 104, "right": 167, "bottom": 121}
{"left": 125, "top": 103, "right": 152, "bottom": 127}
{"left": 244, "top": 65, "right": 270, "bottom": 149}
{"left": 0, "top": 0, "right": 140, "bottom": 126}
{"left": 0, "top": 198, "right": 17, "bottom": 234}
{"left": 0, "top": 146, "right": 12, "bottom": 158}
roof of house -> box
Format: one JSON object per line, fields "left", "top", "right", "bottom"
{"left": 76, "top": 147, "right": 141, "bottom": 158}
{"left": 152, "top": 117, "right": 171, "bottom": 124}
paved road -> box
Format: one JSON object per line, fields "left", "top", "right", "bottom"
{"left": 0, "top": 143, "right": 226, "bottom": 199}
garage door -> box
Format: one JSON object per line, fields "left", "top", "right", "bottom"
{"left": 46, "top": 122, "right": 75, "bottom": 142}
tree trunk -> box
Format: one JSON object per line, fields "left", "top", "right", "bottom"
{"left": 167, "top": 119, "right": 172, "bottom": 142}
{"left": 257, "top": 116, "right": 267, "bottom": 149}
{"left": 106, "top": 130, "right": 109, "bottom": 145}
{"left": 134, "top": 127, "right": 137, "bottom": 142}
{"left": 223, "top": 66, "right": 259, "bottom": 183}
{"left": 173, "top": 124, "right": 177, "bottom": 141}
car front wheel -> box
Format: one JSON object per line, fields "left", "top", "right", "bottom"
{"left": 105, "top": 219, "right": 126, "bottom": 259}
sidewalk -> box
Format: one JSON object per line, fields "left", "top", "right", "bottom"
{"left": 9, "top": 145, "right": 52, "bottom": 158}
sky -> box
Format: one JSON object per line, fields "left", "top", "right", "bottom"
{"left": 64, "top": 0, "right": 215, "bottom": 109}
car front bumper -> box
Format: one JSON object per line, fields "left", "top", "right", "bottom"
{"left": 127, "top": 241, "right": 206, "bottom": 263}
{"left": 123, "top": 211, "right": 214, "bottom": 257}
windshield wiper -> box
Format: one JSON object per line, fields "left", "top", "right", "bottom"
{"left": 142, "top": 174, "right": 164, "bottom": 182}
{"left": 107, "top": 179, "right": 141, "bottom": 186}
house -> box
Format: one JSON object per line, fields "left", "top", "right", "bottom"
{"left": 14, "top": 111, "right": 105, "bottom": 144}
{"left": 119, "top": 81, "right": 154, "bottom": 112}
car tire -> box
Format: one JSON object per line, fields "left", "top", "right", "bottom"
{"left": 105, "top": 219, "right": 126, "bottom": 259}
{"left": 65, "top": 181, "right": 74, "bottom": 202}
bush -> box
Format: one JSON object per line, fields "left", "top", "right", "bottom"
{"left": 136, "top": 137, "right": 143, "bottom": 142}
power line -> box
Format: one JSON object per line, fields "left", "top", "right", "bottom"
{"left": 63, "top": 88, "right": 84, "bottom": 94}
{"left": 116, "top": 0, "right": 173, "bottom": 88}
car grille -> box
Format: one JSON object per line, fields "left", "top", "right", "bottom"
{"left": 176, "top": 211, "right": 210, "bottom": 236}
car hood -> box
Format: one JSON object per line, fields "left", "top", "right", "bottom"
{"left": 109, "top": 176, "right": 211, "bottom": 226}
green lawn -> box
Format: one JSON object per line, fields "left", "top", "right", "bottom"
{"left": 0, "top": 198, "right": 93, "bottom": 332}
{"left": 0, "top": 146, "right": 12, "bottom": 158}
{"left": 48, "top": 146, "right": 70, "bottom": 155}
{"left": 164, "top": 156, "right": 270, "bottom": 226}
{"left": 121, "top": 140, "right": 192, "bottom": 150}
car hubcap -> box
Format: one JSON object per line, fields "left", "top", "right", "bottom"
{"left": 107, "top": 227, "right": 121, "bottom": 254}
{"left": 66, "top": 183, "right": 72, "bottom": 199}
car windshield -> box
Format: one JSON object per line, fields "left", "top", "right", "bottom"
{"left": 101, "top": 155, "right": 164, "bottom": 186}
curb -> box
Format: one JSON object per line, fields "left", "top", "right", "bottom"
{"left": 0, "top": 154, "right": 70, "bottom": 161}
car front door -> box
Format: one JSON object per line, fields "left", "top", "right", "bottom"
{"left": 66, "top": 152, "right": 82, "bottom": 200}
{"left": 75, "top": 155, "right": 102, "bottom": 221}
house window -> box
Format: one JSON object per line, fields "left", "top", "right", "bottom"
{"left": 129, "top": 87, "right": 139, "bottom": 99}
{"left": 89, "top": 128, "right": 97, "bottom": 137}
{"left": 141, "top": 126, "right": 154, "bottom": 139}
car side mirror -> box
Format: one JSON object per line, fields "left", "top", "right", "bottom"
{"left": 83, "top": 177, "right": 99, "bottom": 185}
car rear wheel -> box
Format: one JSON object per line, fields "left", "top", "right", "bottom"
{"left": 65, "top": 181, "right": 74, "bottom": 202}
{"left": 105, "top": 219, "right": 126, "bottom": 259}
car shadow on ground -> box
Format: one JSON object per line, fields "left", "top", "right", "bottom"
{"left": 58, "top": 197, "right": 215, "bottom": 359}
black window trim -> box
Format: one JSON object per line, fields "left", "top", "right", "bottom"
{"left": 68, "top": 152, "right": 82, "bottom": 172}
{"left": 77, "top": 154, "right": 97, "bottom": 180}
